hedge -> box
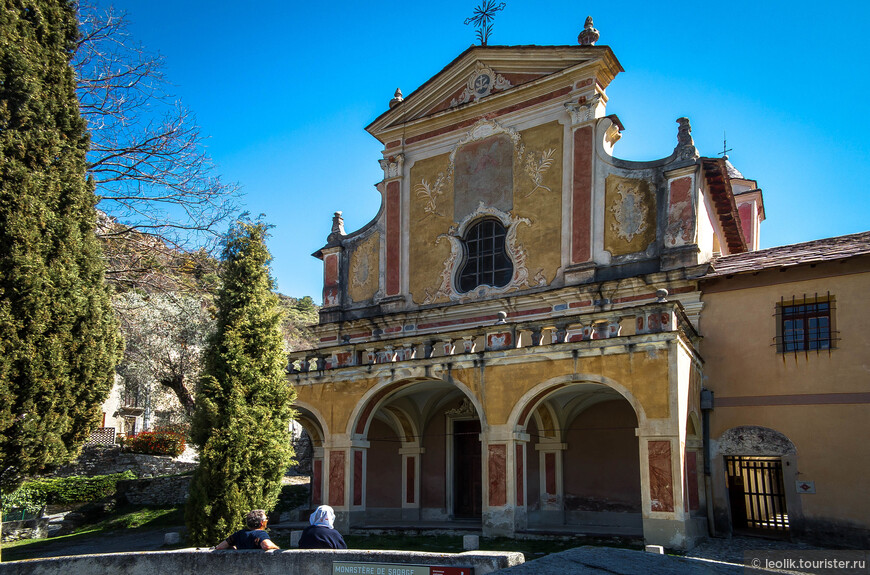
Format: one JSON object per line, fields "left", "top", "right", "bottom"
{"left": 1, "top": 470, "right": 137, "bottom": 513}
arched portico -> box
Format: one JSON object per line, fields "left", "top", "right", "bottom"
{"left": 505, "top": 378, "right": 645, "bottom": 535}
{"left": 292, "top": 402, "right": 329, "bottom": 510}
{"left": 320, "top": 375, "right": 486, "bottom": 529}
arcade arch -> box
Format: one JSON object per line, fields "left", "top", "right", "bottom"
{"left": 512, "top": 379, "right": 644, "bottom": 534}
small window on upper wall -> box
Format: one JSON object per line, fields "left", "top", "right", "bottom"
{"left": 775, "top": 294, "right": 837, "bottom": 353}
{"left": 457, "top": 218, "right": 513, "bottom": 293}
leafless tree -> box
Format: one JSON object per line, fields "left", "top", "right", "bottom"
{"left": 75, "top": 2, "right": 240, "bottom": 276}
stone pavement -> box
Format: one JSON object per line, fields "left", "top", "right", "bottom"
{"left": 687, "top": 535, "right": 826, "bottom": 565}
{"left": 495, "top": 538, "right": 850, "bottom": 575}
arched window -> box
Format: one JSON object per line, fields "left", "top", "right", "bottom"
{"left": 458, "top": 219, "right": 513, "bottom": 293}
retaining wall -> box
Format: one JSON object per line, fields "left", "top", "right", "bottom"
{"left": 1, "top": 517, "right": 49, "bottom": 543}
{"left": 0, "top": 548, "right": 523, "bottom": 575}
{"left": 116, "top": 475, "right": 191, "bottom": 506}
{"left": 48, "top": 445, "right": 197, "bottom": 478}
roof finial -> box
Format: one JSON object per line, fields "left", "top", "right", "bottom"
{"left": 578, "top": 16, "right": 600, "bottom": 46}
{"left": 675, "top": 117, "right": 699, "bottom": 161}
{"left": 389, "top": 88, "right": 404, "bottom": 108}
{"left": 327, "top": 211, "right": 346, "bottom": 243}
{"left": 464, "top": 0, "right": 506, "bottom": 46}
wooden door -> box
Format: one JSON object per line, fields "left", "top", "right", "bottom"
{"left": 453, "top": 420, "right": 482, "bottom": 518}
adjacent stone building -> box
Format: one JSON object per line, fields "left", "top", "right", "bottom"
{"left": 287, "top": 25, "right": 869, "bottom": 550}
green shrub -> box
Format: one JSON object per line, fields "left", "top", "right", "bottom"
{"left": 124, "top": 428, "right": 186, "bottom": 457}
{"left": 1, "top": 471, "right": 136, "bottom": 512}
{"left": 1, "top": 488, "right": 44, "bottom": 517}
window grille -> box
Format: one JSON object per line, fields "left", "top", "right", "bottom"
{"left": 774, "top": 293, "right": 838, "bottom": 354}
{"left": 86, "top": 426, "right": 117, "bottom": 446}
{"left": 458, "top": 219, "right": 513, "bottom": 293}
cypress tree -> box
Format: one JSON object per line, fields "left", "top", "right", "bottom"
{"left": 0, "top": 0, "right": 122, "bottom": 490}
{"left": 186, "top": 221, "right": 295, "bottom": 546}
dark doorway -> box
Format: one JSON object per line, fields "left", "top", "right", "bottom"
{"left": 453, "top": 419, "right": 482, "bottom": 518}
{"left": 725, "top": 456, "right": 789, "bottom": 537}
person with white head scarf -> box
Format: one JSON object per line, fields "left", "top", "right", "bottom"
{"left": 298, "top": 504, "right": 347, "bottom": 549}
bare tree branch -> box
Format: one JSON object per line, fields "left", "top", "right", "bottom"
{"left": 75, "top": 1, "right": 241, "bottom": 282}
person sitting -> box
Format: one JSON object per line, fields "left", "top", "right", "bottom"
{"left": 298, "top": 505, "right": 347, "bottom": 549}
{"left": 214, "top": 509, "right": 280, "bottom": 550}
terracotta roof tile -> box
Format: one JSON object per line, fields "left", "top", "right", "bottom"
{"left": 704, "top": 231, "right": 870, "bottom": 278}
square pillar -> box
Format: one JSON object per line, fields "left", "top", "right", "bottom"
{"left": 535, "top": 441, "right": 567, "bottom": 525}
{"left": 481, "top": 429, "right": 531, "bottom": 537}
{"left": 638, "top": 435, "right": 706, "bottom": 550}
{"left": 311, "top": 447, "right": 324, "bottom": 507}
{"left": 399, "top": 443, "right": 424, "bottom": 521}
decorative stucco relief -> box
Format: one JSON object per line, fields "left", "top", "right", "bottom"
{"left": 412, "top": 118, "right": 554, "bottom": 222}
{"left": 378, "top": 153, "right": 404, "bottom": 181}
{"left": 423, "top": 203, "right": 533, "bottom": 304}
{"left": 414, "top": 173, "right": 448, "bottom": 220}
{"left": 611, "top": 180, "right": 649, "bottom": 242}
{"left": 348, "top": 232, "right": 380, "bottom": 302}
{"left": 450, "top": 62, "right": 513, "bottom": 107}
{"left": 524, "top": 148, "right": 556, "bottom": 197}
{"left": 604, "top": 174, "right": 656, "bottom": 256}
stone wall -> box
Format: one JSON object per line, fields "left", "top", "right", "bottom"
{"left": 116, "top": 475, "right": 191, "bottom": 506}
{"left": 48, "top": 445, "right": 197, "bottom": 478}
{"left": 0, "top": 548, "right": 523, "bottom": 575}
{"left": 1, "top": 517, "right": 49, "bottom": 543}
{"left": 287, "top": 429, "right": 313, "bottom": 476}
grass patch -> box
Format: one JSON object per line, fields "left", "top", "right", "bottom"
{"left": 0, "top": 505, "right": 185, "bottom": 562}
{"left": 98, "top": 505, "right": 184, "bottom": 530}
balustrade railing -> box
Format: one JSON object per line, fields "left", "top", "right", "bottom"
{"left": 288, "top": 301, "right": 691, "bottom": 375}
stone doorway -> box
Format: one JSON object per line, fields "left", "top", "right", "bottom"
{"left": 725, "top": 456, "right": 789, "bottom": 537}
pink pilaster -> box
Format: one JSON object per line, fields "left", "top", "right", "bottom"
{"left": 386, "top": 181, "right": 400, "bottom": 296}
{"left": 488, "top": 444, "right": 507, "bottom": 507}
{"left": 648, "top": 440, "right": 674, "bottom": 512}
{"left": 571, "top": 126, "right": 593, "bottom": 264}
{"left": 329, "top": 451, "right": 346, "bottom": 508}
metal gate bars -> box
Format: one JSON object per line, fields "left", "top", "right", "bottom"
{"left": 725, "top": 456, "right": 789, "bottom": 533}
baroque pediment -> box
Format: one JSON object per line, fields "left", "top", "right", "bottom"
{"left": 366, "top": 45, "right": 623, "bottom": 141}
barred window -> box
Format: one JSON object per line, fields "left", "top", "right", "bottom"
{"left": 776, "top": 295, "right": 836, "bottom": 353}
{"left": 458, "top": 219, "right": 513, "bottom": 293}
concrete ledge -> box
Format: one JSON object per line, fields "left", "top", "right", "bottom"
{"left": 493, "top": 546, "right": 750, "bottom": 574}
{"left": 0, "top": 548, "right": 524, "bottom": 575}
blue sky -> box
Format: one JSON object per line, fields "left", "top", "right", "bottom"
{"left": 104, "top": 1, "right": 870, "bottom": 301}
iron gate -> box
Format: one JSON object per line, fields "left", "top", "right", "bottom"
{"left": 725, "top": 456, "right": 789, "bottom": 533}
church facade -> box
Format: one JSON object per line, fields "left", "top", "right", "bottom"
{"left": 287, "top": 27, "right": 870, "bottom": 550}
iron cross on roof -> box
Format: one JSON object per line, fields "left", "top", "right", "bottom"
{"left": 719, "top": 131, "right": 733, "bottom": 159}
{"left": 464, "top": 0, "right": 507, "bottom": 46}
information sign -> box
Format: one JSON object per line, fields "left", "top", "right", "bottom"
{"left": 332, "top": 562, "right": 473, "bottom": 575}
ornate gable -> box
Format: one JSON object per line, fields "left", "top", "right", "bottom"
{"left": 365, "top": 45, "right": 623, "bottom": 143}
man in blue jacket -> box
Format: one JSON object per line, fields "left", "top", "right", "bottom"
{"left": 215, "top": 509, "right": 280, "bottom": 550}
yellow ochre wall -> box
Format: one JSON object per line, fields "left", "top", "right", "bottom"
{"left": 700, "top": 261, "right": 870, "bottom": 528}
{"left": 409, "top": 154, "right": 453, "bottom": 304}
{"left": 348, "top": 232, "right": 380, "bottom": 303}
{"left": 408, "top": 121, "right": 563, "bottom": 304}
{"left": 293, "top": 349, "right": 672, "bottom": 438}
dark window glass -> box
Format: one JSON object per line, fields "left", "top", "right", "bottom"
{"left": 458, "top": 219, "right": 513, "bottom": 293}
{"left": 782, "top": 302, "right": 830, "bottom": 351}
